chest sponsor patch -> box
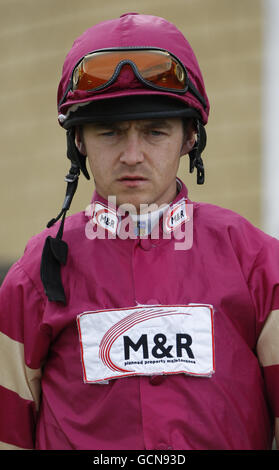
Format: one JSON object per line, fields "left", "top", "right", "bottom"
{"left": 77, "top": 304, "right": 215, "bottom": 384}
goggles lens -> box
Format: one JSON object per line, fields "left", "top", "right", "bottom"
{"left": 72, "top": 49, "right": 187, "bottom": 93}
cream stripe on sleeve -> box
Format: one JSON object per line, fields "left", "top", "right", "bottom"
{"left": 0, "top": 331, "right": 42, "bottom": 410}
{"left": 0, "top": 440, "right": 27, "bottom": 450}
{"left": 257, "top": 310, "right": 279, "bottom": 366}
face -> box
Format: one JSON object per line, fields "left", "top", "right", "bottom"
{"left": 76, "top": 117, "right": 195, "bottom": 212}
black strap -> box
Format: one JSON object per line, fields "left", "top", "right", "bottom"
{"left": 67, "top": 129, "right": 90, "bottom": 180}
{"left": 189, "top": 120, "right": 207, "bottom": 185}
{"left": 40, "top": 165, "right": 80, "bottom": 304}
{"left": 40, "top": 126, "right": 90, "bottom": 304}
{"left": 40, "top": 216, "right": 68, "bottom": 304}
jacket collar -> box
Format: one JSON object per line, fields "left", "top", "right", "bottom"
{"left": 86, "top": 178, "right": 191, "bottom": 239}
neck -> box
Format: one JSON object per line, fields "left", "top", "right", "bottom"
{"left": 130, "top": 179, "right": 183, "bottom": 235}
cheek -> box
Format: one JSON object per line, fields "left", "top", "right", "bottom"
{"left": 86, "top": 154, "right": 97, "bottom": 176}
{"left": 86, "top": 143, "right": 105, "bottom": 172}
{"left": 86, "top": 151, "right": 116, "bottom": 196}
{"left": 157, "top": 144, "right": 181, "bottom": 175}
{"left": 86, "top": 154, "right": 105, "bottom": 184}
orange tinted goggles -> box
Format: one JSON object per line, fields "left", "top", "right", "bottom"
{"left": 67, "top": 48, "right": 206, "bottom": 109}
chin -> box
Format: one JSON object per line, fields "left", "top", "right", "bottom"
{"left": 115, "top": 195, "right": 152, "bottom": 213}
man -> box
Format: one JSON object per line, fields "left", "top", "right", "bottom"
{"left": 0, "top": 13, "right": 278, "bottom": 450}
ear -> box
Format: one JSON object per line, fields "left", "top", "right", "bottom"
{"left": 180, "top": 121, "right": 196, "bottom": 157}
{"left": 75, "top": 126, "right": 87, "bottom": 156}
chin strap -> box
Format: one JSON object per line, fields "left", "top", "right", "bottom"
{"left": 40, "top": 128, "right": 91, "bottom": 304}
{"left": 188, "top": 120, "right": 207, "bottom": 184}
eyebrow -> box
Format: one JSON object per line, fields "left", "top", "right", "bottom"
{"left": 92, "top": 119, "right": 173, "bottom": 130}
{"left": 141, "top": 119, "right": 172, "bottom": 129}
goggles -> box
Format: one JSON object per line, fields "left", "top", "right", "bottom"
{"left": 60, "top": 48, "right": 207, "bottom": 110}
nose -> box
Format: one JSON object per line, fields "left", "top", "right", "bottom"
{"left": 119, "top": 130, "right": 144, "bottom": 166}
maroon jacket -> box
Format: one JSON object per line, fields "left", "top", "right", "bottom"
{"left": 0, "top": 181, "right": 278, "bottom": 449}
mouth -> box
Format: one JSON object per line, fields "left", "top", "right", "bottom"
{"left": 117, "top": 175, "right": 148, "bottom": 187}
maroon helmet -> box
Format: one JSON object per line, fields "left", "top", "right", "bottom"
{"left": 56, "top": 13, "right": 209, "bottom": 189}
{"left": 57, "top": 13, "right": 209, "bottom": 127}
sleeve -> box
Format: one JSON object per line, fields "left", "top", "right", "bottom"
{"left": 228, "top": 217, "right": 279, "bottom": 447}
{"left": 246, "top": 232, "right": 279, "bottom": 449}
{"left": 0, "top": 260, "right": 50, "bottom": 449}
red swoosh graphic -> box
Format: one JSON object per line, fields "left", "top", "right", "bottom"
{"left": 99, "top": 308, "right": 191, "bottom": 373}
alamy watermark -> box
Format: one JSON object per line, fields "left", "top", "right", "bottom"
{"left": 84, "top": 196, "right": 193, "bottom": 251}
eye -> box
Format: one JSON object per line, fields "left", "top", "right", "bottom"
{"left": 151, "top": 130, "right": 162, "bottom": 135}
{"left": 146, "top": 128, "right": 165, "bottom": 136}
{"left": 102, "top": 131, "right": 115, "bottom": 136}
{"left": 98, "top": 129, "right": 117, "bottom": 137}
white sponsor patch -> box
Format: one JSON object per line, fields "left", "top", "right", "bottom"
{"left": 163, "top": 199, "right": 189, "bottom": 233}
{"left": 77, "top": 304, "right": 215, "bottom": 384}
{"left": 91, "top": 202, "right": 118, "bottom": 234}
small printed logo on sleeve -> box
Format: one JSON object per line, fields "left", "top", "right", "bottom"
{"left": 77, "top": 304, "right": 215, "bottom": 384}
